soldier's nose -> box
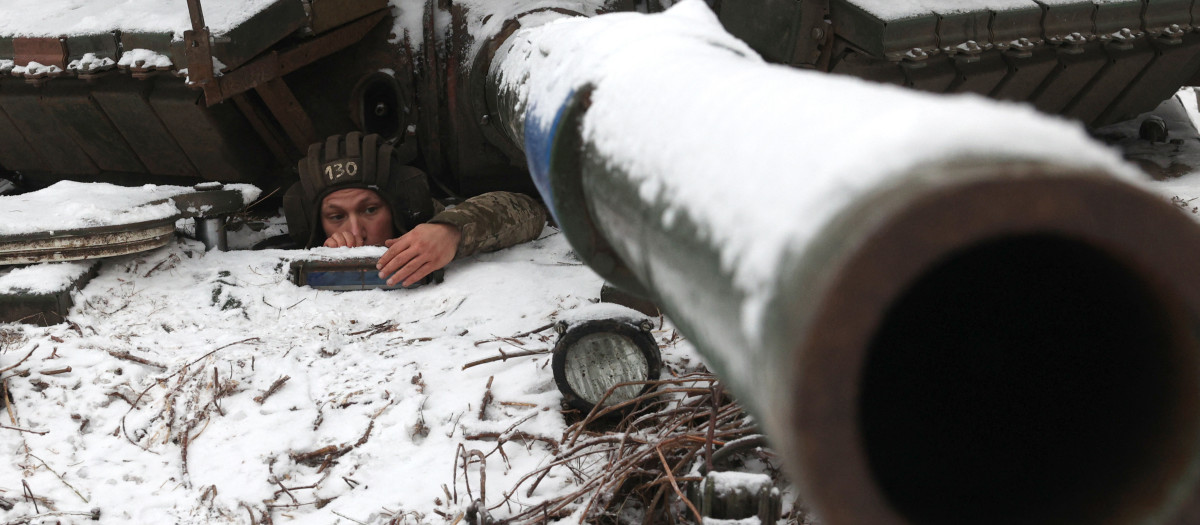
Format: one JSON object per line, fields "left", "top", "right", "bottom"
{"left": 348, "top": 217, "right": 365, "bottom": 240}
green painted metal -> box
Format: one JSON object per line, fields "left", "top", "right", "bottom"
{"left": 0, "top": 82, "right": 100, "bottom": 175}
{"left": 716, "top": 0, "right": 806, "bottom": 64}
{"left": 0, "top": 262, "right": 98, "bottom": 325}
{"left": 42, "top": 83, "right": 149, "bottom": 174}
{"left": 828, "top": 0, "right": 938, "bottom": 60}
{"left": 65, "top": 33, "right": 119, "bottom": 64}
{"left": 90, "top": 77, "right": 201, "bottom": 178}
{"left": 208, "top": 0, "right": 308, "bottom": 71}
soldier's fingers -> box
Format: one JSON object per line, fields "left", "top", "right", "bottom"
{"left": 377, "top": 238, "right": 411, "bottom": 269}
{"left": 379, "top": 247, "right": 419, "bottom": 282}
{"left": 400, "top": 261, "right": 435, "bottom": 287}
{"left": 325, "top": 232, "right": 352, "bottom": 248}
{"left": 388, "top": 253, "right": 431, "bottom": 287}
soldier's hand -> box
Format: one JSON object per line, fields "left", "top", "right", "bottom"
{"left": 377, "top": 223, "right": 461, "bottom": 286}
{"left": 325, "top": 231, "right": 365, "bottom": 248}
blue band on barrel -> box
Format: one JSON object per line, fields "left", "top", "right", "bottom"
{"left": 523, "top": 88, "right": 575, "bottom": 225}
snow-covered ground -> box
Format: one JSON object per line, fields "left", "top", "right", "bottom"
{"left": 0, "top": 224, "right": 714, "bottom": 524}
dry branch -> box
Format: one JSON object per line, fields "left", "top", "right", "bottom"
{"left": 255, "top": 375, "right": 290, "bottom": 404}
{"left": 0, "top": 424, "right": 47, "bottom": 435}
{"left": 0, "top": 344, "right": 38, "bottom": 374}
{"left": 106, "top": 350, "right": 167, "bottom": 369}
{"left": 461, "top": 349, "right": 548, "bottom": 370}
{"left": 477, "top": 372, "right": 770, "bottom": 523}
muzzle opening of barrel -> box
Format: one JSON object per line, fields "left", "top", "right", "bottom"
{"left": 857, "top": 233, "right": 1199, "bottom": 524}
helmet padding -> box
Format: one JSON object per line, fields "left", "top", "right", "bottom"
{"left": 284, "top": 132, "right": 434, "bottom": 248}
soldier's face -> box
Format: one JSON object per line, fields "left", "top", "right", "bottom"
{"left": 320, "top": 188, "right": 395, "bottom": 246}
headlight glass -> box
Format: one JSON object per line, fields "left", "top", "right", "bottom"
{"left": 563, "top": 332, "right": 650, "bottom": 407}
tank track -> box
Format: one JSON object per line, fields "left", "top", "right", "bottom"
{"left": 826, "top": 0, "right": 1200, "bottom": 127}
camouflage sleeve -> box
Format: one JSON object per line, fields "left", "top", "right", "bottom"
{"left": 427, "top": 192, "right": 547, "bottom": 259}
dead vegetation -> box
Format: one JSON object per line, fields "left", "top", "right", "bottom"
{"left": 452, "top": 371, "right": 809, "bottom": 525}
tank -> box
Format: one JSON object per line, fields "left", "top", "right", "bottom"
{"left": 0, "top": 0, "right": 1195, "bottom": 193}
{"left": 6, "top": 3, "right": 1200, "bottom": 523}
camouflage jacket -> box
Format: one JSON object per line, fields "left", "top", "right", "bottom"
{"left": 427, "top": 192, "right": 547, "bottom": 259}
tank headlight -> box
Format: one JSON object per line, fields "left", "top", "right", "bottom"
{"left": 552, "top": 318, "right": 662, "bottom": 413}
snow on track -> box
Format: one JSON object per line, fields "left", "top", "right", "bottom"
{"left": 0, "top": 0, "right": 279, "bottom": 39}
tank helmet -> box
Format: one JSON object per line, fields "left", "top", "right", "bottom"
{"left": 283, "top": 132, "right": 434, "bottom": 248}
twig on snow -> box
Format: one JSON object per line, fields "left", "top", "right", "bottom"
{"left": 656, "top": 445, "right": 702, "bottom": 524}
{"left": 0, "top": 344, "right": 38, "bottom": 374}
{"left": 473, "top": 322, "right": 555, "bottom": 346}
{"left": 106, "top": 350, "right": 167, "bottom": 369}
{"left": 0, "top": 424, "right": 46, "bottom": 435}
{"left": 21, "top": 480, "right": 38, "bottom": 513}
{"left": 332, "top": 511, "right": 368, "bottom": 525}
{"left": 254, "top": 375, "right": 290, "bottom": 404}
{"left": 28, "top": 452, "right": 88, "bottom": 504}
{"left": 461, "top": 349, "right": 548, "bottom": 370}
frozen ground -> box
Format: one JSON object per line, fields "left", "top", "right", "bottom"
{"left": 0, "top": 224, "right": 715, "bottom": 524}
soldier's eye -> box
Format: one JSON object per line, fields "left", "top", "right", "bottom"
{"left": 365, "top": 206, "right": 380, "bottom": 215}
{"left": 326, "top": 213, "right": 345, "bottom": 222}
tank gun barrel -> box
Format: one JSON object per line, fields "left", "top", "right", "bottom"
{"left": 484, "top": 3, "right": 1200, "bottom": 523}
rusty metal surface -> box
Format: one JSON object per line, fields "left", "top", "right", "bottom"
{"left": 792, "top": 164, "right": 1200, "bottom": 525}
{"left": 12, "top": 37, "right": 66, "bottom": 69}
{"left": 0, "top": 220, "right": 175, "bottom": 265}
{"left": 0, "top": 188, "right": 242, "bottom": 264}
{"left": 438, "top": 1, "right": 540, "bottom": 197}
{"left": 196, "top": 11, "right": 386, "bottom": 106}
{"left": 170, "top": 188, "right": 245, "bottom": 218}
{"left": 183, "top": 0, "right": 217, "bottom": 96}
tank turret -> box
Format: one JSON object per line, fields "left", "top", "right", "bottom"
{"left": 1, "top": 0, "right": 1197, "bottom": 191}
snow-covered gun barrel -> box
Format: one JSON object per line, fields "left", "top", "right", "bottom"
{"left": 484, "top": 3, "right": 1200, "bottom": 524}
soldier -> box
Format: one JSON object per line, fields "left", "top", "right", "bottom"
{"left": 283, "top": 132, "right": 546, "bottom": 286}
